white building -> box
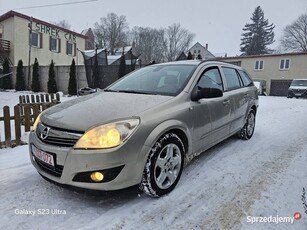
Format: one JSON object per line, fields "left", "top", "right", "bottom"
{"left": 188, "top": 42, "right": 215, "bottom": 59}
{"left": 0, "top": 10, "right": 86, "bottom": 67}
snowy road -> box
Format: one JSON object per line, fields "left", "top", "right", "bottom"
{"left": 1, "top": 96, "right": 307, "bottom": 230}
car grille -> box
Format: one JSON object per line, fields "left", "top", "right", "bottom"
{"left": 33, "top": 156, "right": 64, "bottom": 177}
{"left": 36, "top": 123, "right": 83, "bottom": 147}
{"left": 293, "top": 89, "right": 306, "bottom": 93}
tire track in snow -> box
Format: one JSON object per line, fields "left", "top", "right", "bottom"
{"left": 200, "top": 137, "right": 306, "bottom": 230}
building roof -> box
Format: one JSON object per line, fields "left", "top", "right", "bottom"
{"left": 189, "top": 42, "right": 206, "bottom": 50}
{"left": 0, "top": 10, "right": 87, "bottom": 39}
{"left": 188, "top": 42, "right": 215, "bottom": 58}
{"left": 219, "top": 52, "right": 307, "bottom": 60}
{"left": 113, "top": 46, "right": 132, "bottom": 55}
{"left": 83, "top": 48, "right": 106, "bottom": 58}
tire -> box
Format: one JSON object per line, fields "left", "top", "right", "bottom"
{"left": 140, "top": 133, "right": 185, "bottom": 197}
{"left": 238, "top": 109, "right": 256, "bottom": 140}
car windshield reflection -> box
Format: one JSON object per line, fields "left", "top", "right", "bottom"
{"left": 107, "top": 65, "right": 197, "bottom": 96}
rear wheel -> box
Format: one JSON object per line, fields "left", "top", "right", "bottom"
{"left": 238, "top": 109, "right": 256, "bottom": 140}
{"left": 140, "top": 133, "right": 185, "bottom": 197}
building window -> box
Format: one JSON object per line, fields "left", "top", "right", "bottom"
{"left": 255, "top": 60, "right": 264, "bottom": 70}
{"left": 280, "top": 59, "right": 290, "bottom": 70}
{"left": 66, "top": 41, "right": 76, "bottom": 56}
{"left": 50, "top": 37, "right": 61, "bottom": 53}
{"left": 31, "top": 31, "right": 42, "bottom": 48}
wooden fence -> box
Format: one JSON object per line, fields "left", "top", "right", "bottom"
{"left": 0, "top": 93, "right": 60, "bottom": 148}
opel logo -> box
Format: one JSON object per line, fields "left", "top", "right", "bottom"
{"left": 38, "top": 123, "right": 50, "bottom": 140}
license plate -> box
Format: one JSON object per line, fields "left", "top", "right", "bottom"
{"left": 32, "top": 145, "right": 55, "bottom": 167}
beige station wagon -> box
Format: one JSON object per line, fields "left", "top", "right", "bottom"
{"left": 29, "top": 60, "right": 258, "bottom": 197}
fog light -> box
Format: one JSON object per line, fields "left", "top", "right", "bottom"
{"left": 90, "top": 172, "right": 104, "bottom": 182}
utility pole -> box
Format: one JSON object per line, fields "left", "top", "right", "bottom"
{"left": 27, "top": 17, "right": 33, "bottom": 90}
{"left": 76, "top": 47, "right": 80, "bottom": 97}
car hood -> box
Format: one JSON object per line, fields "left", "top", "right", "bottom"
{"left": 41, "top": 92, "right": 173, "bottom": 131}
{"left": 289, "top": 86, "right": 307, "bottom": 90}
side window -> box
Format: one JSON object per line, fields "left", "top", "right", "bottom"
{"left": 222, "top": 67, "right": 242, "bottom": 91}
{"left": 197, "top": 67, "right": 223, "bottom": 91}
{"left": 238, "top": 70, "right": 253, "bottom": 87}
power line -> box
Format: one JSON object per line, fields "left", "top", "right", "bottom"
{"left": 3, "top": 0, "right": 99, "bottom": 11}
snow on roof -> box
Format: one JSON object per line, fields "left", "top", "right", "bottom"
{"left": 107, "top": 55, "right": 122, "bottom": 65}
{"left": 114, "top": 46, "right": 132, "bottom": 55}
{"left": 83, "top": 48, "right": 106, "bottom": 58}
{"left": 81, "top": 28, "right": 89, "bottom": 35}
{"left": 107, "top": 55, "right": 134, "bottom": 65}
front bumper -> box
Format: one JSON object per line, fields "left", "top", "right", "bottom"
{"left": 29, "top": 131, "right": 151, "bottom": 191}
{"left": 288, "top": 90, "right": 307, "bottom": 98}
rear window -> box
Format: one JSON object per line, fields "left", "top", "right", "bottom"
{"left": 238, "top": 70, "right": 254, "bottom": 87}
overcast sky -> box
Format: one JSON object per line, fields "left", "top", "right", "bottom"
{"left": 1, "top": 0, "right": 306, "bottom": 56}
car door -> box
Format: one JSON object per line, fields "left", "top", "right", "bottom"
{"left": 221, "top": 67, "right": 249, "bottom": 134}
{"left": 191, "top": 66, "right": 231, "bottom": 153}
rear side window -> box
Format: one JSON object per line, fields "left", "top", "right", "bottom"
{"left": 238, "top": 70, "right": 254, "bottom": 87}
{"left": 222, "top": 67, "right": 242, "bottom": 91}
{"left": 197, "top": 67, "right": 223, "bottom": 91}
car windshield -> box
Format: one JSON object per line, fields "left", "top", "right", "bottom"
{"left": 291, "top": 80, "right": 307, "bottom": 86}
{"left": 106, "top": 64, "right": 197, "bottom": 96}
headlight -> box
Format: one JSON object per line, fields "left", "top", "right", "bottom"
{"left": 32, "top": 113, "right": 42, "bottom": 131}
{"left": 74, "top": 119, "right": 140, "bottom": 149}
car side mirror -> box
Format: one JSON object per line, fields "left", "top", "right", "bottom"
{"left": 191, "top": 86, "right": 223, "bottom": 101}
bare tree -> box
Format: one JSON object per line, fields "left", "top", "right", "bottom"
{"left": 130, "top": 27, "right": 166, "bottom": 64}
{"left": 93, "top": 13, "right": 129, "bottom": 54}
{"left": 53, "top": 20, "right": 71, "bottom": 30}
{"left": 164, "top": 23, "right": 195, "bottom": 61}
{"left": 280, "top": 14, "right": 307, "bottom": 52}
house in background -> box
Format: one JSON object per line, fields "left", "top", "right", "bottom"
{"left": 81, "top": 28, "right": 95, "bottom": 50}
{"left": 219, "top": 52, "right": 307, "bottom": 96}
{"left": 188, "top": 42, "right": 215, "bottom": 60}
{"left": 176, "top": 52, "right": 187, "bottom": 61}
{"left": 0, "top": 10, "right": 86, "bottom": 67}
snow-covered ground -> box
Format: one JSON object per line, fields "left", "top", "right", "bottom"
{"left": 0, "top": 92, "right": 307, "bottom": 230}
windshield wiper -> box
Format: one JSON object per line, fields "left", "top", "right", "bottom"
{"left": 104, "top": 89, "right": 116, "bottom": 92}
{"left": 105, "top": 89, "right": 158, "bottom": 95}
{"left": 116, "top": 90, "right": 156, "bottom": 95}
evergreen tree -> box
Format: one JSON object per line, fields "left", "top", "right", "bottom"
{"left": 47, "top": 60, "right": 58, "bottom": 93}
{"left": 31, "top": 58, "right": 40, "bottom": 92}
{"left": 197, "top": 54, "right": 202, "bottom": 60}
{"left": 240, "top": 6, "right": 275, "bottom": 55}
{"left": 68, "top": 59, "right": 77, "bottom": 95}
{"left": 2, "top": 58, "right": 12, "bottom": 89}
{"left": 187, "top": 51, "right": 193, "bottom": 60}
{"left": 118, "top": 54, "right": 126, "bottom": 79}
{"left": 15, "top": 60, "right": 26, "bottom": 91}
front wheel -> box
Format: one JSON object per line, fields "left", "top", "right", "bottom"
{"left": 140, "top": 133, "right": 185, "bottom": 197}
{"left": 238, "top": 109, "right": 256, "bottom": 140}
